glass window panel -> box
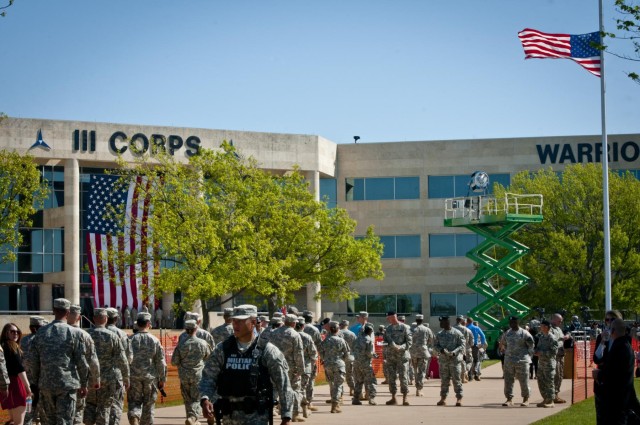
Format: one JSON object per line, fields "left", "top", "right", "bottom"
{"left": 0, "top": 287, "right": 9, "bottom": 310}
{"left": 354, "top": 296, "right": 367, "bottom": 312}
{"left": 30, "top": 230, "right": 43, "bottom": 253}
{"left": 54, "top": 254, "right": 64, "bottom": 272}
{"left": 397, "top": 294, "right": 422, "bottom": 314}
{"left": 430, "top": 293, "right": 456, "bottom": 316}
{"left": 44, "top": 230, "right": 54, "bottom": 253}
{"left": 320, "top": 179, "right": 337, "bottom": 208}
{"left": 428, "top": 176, "right": 453, "bottom": 199}
{"left": 456, "top": 234, "right": 481, "bottom": 256}
{"left": 53, "top": 168, "right": 64, "bottom": 182}
{"left": 365, "top": 178, "right": 394, "bottom": 201}
{"left": 31, "top": 254, "right": 43, "bottom": 272}
{"left": 53, "top": 229, "right": 63, "bottom": 254}
{"left": 395, "top": 177, "right": 420, "bottom": 199}
{"left": 396, "top": 235, "right": 421, "bottom": 258}
{"left": 457, "top": 293, "right": 480, "bottom": 316}
{"left": 0, "top": 273, "right": 14, "bottom": 283}
{"left": 366, "top": 294, "right": 396, "bottom": 314}
{"left": 429, "top": 234, "right": 455, "bottom": 257}
{"left": 454, "top": 175, "right": 471, "bottom": 197}
{"left": 491, "top": 173, "right": 511, "bottom": 193}
{"left": 380, "top": 236, "right": 396, "bottom": 259}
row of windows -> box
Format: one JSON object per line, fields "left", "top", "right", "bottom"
{"left": 349, "top": 293, "right": 423, "bottom": 315}
{"left": 40, "top": 165, "right": 65, "bottom": 209}
{"left": 0, "top": 229, "right": 65, "bottom": 282}
{"left": 427, "top": 174, "right": 511, "bottom": 199}
{"left": 430, "top": 292, "right": 485, "bottom": 317}
{"left": 428, "top": 234, "right": 484, "bottom": 258}
{"left": 346, "top": 177, "right": 420, "bottom": 201}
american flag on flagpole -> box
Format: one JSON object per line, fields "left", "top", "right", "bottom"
{"left": 518, "top": 28, "right": 602, "bottom": 77}
{"left": 85, "top": 174, "right": 158, "bottom": 310}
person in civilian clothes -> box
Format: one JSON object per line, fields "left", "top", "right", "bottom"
{"left": 0, "top": 323, "right": 32, "bottom": 425}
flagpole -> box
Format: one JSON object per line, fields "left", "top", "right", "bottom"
{"left": 599, "top": 0, "right": 613, "bottom": 311}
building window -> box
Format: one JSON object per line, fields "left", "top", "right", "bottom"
{"left": 427, "top": 173, "right": 510, "bottom": 199}
{"left": 429, "top": 233, "right": 484, "bottom": 257}
{"left": 345, "top": 177, "right": 419, "bottom": 201}
{"left": 320, "top": 179, "right": 337, "bottom": 209}
{"left": 39, "top": 165, "right": 64, "bottom": 209}
{"left": 0, "top": 228, "right": 64, "bottom": 284}
{"left": 373, "top": 235, "right": 421, "bottom": 258}
{"left": 352, "top": 293, "right": 422, "bottom": 315}
{"left": 430, "top": 292, "right": 485, "bottom": 317}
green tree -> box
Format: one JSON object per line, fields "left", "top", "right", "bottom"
{"left": 496, "top": 163, "right": 640, "bottom": 315}
{"left": 604, "top": 0, "right": 640, "bottom": 83}
{"left": 0, "top": 0, "right": 14, "bottom": 18}
{"left": 113, "top": 142, "right": 384, "bottom": 317}
{"left": 0, "top": 149, "right": 48, "bottom": 263}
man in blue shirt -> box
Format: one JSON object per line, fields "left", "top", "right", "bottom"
{"left": 466, "top": 317, "right": 487, "bottom": 381}
{"left": 349, "top": 311, "right": 369, "bottom": 335}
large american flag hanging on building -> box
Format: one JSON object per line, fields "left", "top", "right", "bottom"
{"left": 85, "top": 174, "right": 157, "bottom": 310}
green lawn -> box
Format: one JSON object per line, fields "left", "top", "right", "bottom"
{"left": 531, "top": 379, "right": 640, "bottom": 425}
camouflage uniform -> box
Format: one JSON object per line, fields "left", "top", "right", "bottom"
{"left": 127, "top": 329, "right": 167, "bottom": 424}
{"left": 0, "top": 346, "right": 9, "bottom": 392}
{"left": 302, "top": 322, "right": 322, "bottom": 404}
{"left": 319, "top": 333, "right": 349, "bottom": 403}
{"left": 352, "top": 330, "right": 377, "bottom": 402}
{"left": 501, "top": 327, "right": 534, "bottom": 400}
{"left": 28, "top": 318, "right": 89, "bottom": 425}
{"left": 70, "top": 324, "right": 101, "bottom": 425}
{"left": 210, "top": 322, "right": 234, "bottom": 345}
{"left": 453, "top": 322, "right": 474, "bottom": 381}
{"left": 21, "top": 320, "right": 43, "bottom": 425}
{"left": 179, "top": 326, "right": 216, "bottom": 351}
{"left": 383, "top": 323, "right": 412, "bottom": 396}
{"left": 410, "top": 323, "right": 434, "bottom": 390}
{"left": 106, "top": 313, "right": 133, "bottom": 425}
{"left": 434, "top": 327, "right": 464, "bottom": 400}
{"left": 171, "top": 326, "right": 212, "bottom": 422}
{"left": 297, "top": 327, "right": 318, "bottom": 410}
{"left": 549, "top": 325, "right": 565, "bottom": 398}
{"left": 340, "top": 327, "right": 356, "bottom": 393}
{"left": 85, "top": 325, "right": 130, "bottom": 425}
{"left": 536, "top": 332, "right": 559, "bottom": 402}
{"left": 269, "top": 320, "right": 305, "bottom": 417}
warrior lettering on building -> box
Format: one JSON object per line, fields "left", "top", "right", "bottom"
{"left": 72, "top": 129, "right": 201, "bottom": 157}
{"left": 537, "top": 141, "right": 640, "bottom": 164}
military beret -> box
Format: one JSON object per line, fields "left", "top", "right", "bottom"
{"left": 53, "top": 298, "right": 71, "bottom": 310}
{"left": 340, "top": 319, "right": 349, "bottom": 326}
{"left": 284, "top": 314, "right": 298, "bottom": 323}
{"left": 509, "top": 315, "right": 519, "bottom": 321}
{"left": 358, "top": 311, "right": 369, "bottom": 318}
{"left": 232, "top": 305, "right": 258, "bottom": 319}
{"left": 106, "top": 308, "right": 119, "bottom": 319}
{"left": 320, "top": 317, "right": 331, "bottom": 325}
{"left": 93, "top": 308, "right": 107, "bottom": 317}
{"left": 29, "top": 316, "right": 46, "bottom": 326}
{"left": 137, "top": 312, "right": 152, "bottom": 321}
{"left": 415, "top": 314, "right": 424, "bottom": 320}
{"left": 386, "top": 311, "right": 396, "bottom": 317}
{"left": 439, "top": 315, "right": 450, "bottom": 321}
{"left": 184, "top": 320, "right": 197, "bottom": 330}
{"left": 223, "top": 308, "right": 234, "bottom": 317}
{"left": 70, "top": 305, "right": 82, "bottom": 314}
{"left": 184, "top": 311, "right": 200, "bottom": 321}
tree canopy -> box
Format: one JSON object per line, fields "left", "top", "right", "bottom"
{"left": 496, "top": 163, "right": 640, "bottom": 316}
{"left": 113, "top": 142, "right": 384, "bottom": 313}
{"left": 604, "top": 0, "right": 640, "bottom": 83}
{"left": 0, "top": 149, "right": 48, "bottom": 263}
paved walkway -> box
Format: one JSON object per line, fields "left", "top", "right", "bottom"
{"left": 122, "top": 364, "right": 572, "bottom": 425}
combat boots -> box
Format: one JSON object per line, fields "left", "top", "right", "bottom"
{"left": 331, "top": 401, "right": 342, "bottom": 413}
{"left": 436, "top": 396, "right": 446, "bottom": 406}
{"left": 207, "top": 418, "right": 216, "bottom": 425}
{"left": 369, "top": 397, "right": 377, "bottom": 405}
{"left": 130, "top": 419, "right": 140, "bottom": 425}
{"left": 416, "top": 388, "right": 422, "bottom": 397}
{"left": 302, "top": 402, "right": 309, "bottom": 418}
{"left": 385, "top": 394, "right": 398, "bottom": 405}
{"left": 537, "top": 399, "right": 555, "bottom": 408}
{"left": 402, "top": 394, "right": 409, "bottom": 406}
{"left": 456, "top": 397, "right": 462, "bottom": 407}
{"left": 308, "top": 405, "right": 318, "bottom": 412}
{"left": 502, "top": 398, "right": 514, "bottom": 407}
{"left": 521, "top": 397, "right": 529, "bottom": 407}
{"left": 292, "top": 414, "right": 306, "bottom": 422}
{"left": 352, "top": 397, "right": 362, "bottom": 405}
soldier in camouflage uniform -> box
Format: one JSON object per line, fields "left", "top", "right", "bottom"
{"left": 172, "top": 320, "right": 212, "bottom": 425}
{"left": 295, "top": 318, "right": 317, "bottom": 418}
{"left": 209, "top": 308, "right": 234, "bottom": 345}
{"left": 127, "top": 312, "right": 167, "bottom": 425}
{"left": 67, "top": 304, "right": 101, "bottom": 425}
{"left": 269, "top": 314, "right": 305, "bottom": 422}
{"left": 351, "top": 323, "right": 377, "bottom": 406}
{"left": 500, "top": 315, "right": 534, "bottom": 407}
{"left": 549, "top": 313, "right": 567, "bottom": 404}
{"left": 199, "top": 304, "right": 295, "bottom": 425}
{"left": 454, "top": 315, "right": 474, "bottom": 383}
{"left": 21, "top": 316, "right": 46, "bottom": 425}
{"left": 383, "top": 311, "right": 412, "bottom": 406}
{"left": 106, "top": 307, "right": 133, "bottom": 425}
{"left": 434, "top": 315, "right": 465, "bottom": 406}
{"left": 27, "top": 298, "right": 89, "bottom": 425}
{"left": 410, "top": 314, "right": 434, "bottom": 396}
{"left": 85, "top": 308, "right": 130, "bottom": 425}
{"left": 301, "top": 311, "right": 321, "bottom": 411}
{"left": 179, "top": 312, "right": 216, "bottom": 351}
{"left": 339, "top": 320, "right": 356, "bottom": 397}
{"left": 534, "top": 320, "right": 559, "bottom": 408}
{"left": 0, "top": 343, "right": 8, "bottom": 396}
{"left": 319, "top": 321, "right": 349, "bottom": 413}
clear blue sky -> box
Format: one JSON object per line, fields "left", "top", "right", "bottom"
{"left": 1, "top": 0, "right": 637, "bottom": 144}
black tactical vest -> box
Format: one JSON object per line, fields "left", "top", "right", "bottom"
{"left": 218, "top": 336, "right": 271, "bottom": 398}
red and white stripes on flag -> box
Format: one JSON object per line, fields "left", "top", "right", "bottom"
{"left": 85, "top": 174, "right": 157, "bottom": 310}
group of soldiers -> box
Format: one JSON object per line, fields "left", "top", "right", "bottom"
{"left": 4, "top": 298, "right": 167, "bottom": 425}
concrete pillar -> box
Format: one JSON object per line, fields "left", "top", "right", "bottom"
{"left": 64, "top": 159, "right": 80, "bottom": 305}
{"left": 303, "top": 170, "right": 322, "bottom": 317}
{"left": 161, "top": 291, "right": 174, "bottom": 317}
{"left": 39, "top": 283, "right": 52, "bottom": 312}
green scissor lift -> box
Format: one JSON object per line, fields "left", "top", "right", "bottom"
{"left": 443, "top": 193, "right": 543, "bottom": 356}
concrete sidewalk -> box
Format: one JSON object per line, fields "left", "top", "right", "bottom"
{"left": 122, "top": 364, "right": 572, "bottom": 425}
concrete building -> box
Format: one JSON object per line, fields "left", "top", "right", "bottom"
{"left": 2, "top": 117, "right": 639, "bottom": 327}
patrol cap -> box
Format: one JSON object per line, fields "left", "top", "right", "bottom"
{"left": 106, "top": 308, "right": 120, "bottom": 319}
{"left": 232, "top": 304, "right": 258, "bottom": 320}
{"left": 297, "top": 317, "right": 305, "bottom": 325}
{"left": 284, "top": 314, "right": 298, "bottom": 323}
{"left": 340, "top": 319, "right": 349, "bottom": 326}
{"left": 364, "top": 323, "right": 374, "bottom": 332}
{"left": 258, "top": 315, "right": 269, "bottom": 323}
{"left": 415, "top": 314, "right": 424, "bottom": 320}
{"left": 456, "top": 314, "right": 465, "bottom": 320}
{"left": 328, "top": 321, "right": 339, "bottom": 330}
{"left": 223, "top": 308, "right": 234, "bottom": 317}
{"left": 93, "top": 308, "right": 107, "bottom": 317}
{"left": 540, "top": 319, "right": 551, "bottom": 327}
{"left": 386, "top": 311, "right": 396, "bottom": 317}
{"left": 398, "top": 315, "right": 406, "bottom": 322}
{"left": 137, "top": 312, "right": 152, "bottom": 321}
{"left": 184, "top": 320, "right": 197, "bottom": 330}
{"left": 273, "top": 311, "right": 284, "bottom": 318}
{"left": 184, "top": 311, "right": 200, "bottom": 321}
{"left": 288, "top": 306, "right": 300, "bottom": 315}
{"left": 378, "top": 325, "right": 385, "bottom": 330}
{"left": 302, "top": 310, "right": 314, "bottom": 318}
{"left": 70, "top": 305, "right": 82, "bottom": 314}
{"left": 53, "top": 298, "right": 71, "bottom": 310}
{"left": 270, "top": 317, "right": 283, "bottom": 325}
{"left": 438, "top": 315, "right": 450, "bottom": 321}
{"left": 508, "top": 315, "right": 519, "bottom": 321}
{"left": 29, "top": 316, "right": 46, "bottom": 326}
{"left": 358, "top": 311, "right": 369, "bottom": 318}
